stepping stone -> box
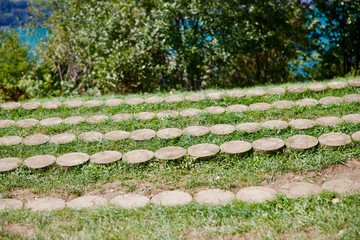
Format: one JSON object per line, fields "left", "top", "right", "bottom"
{"left": 262, "top": 120, "right": 288, "bottom": 130}
{"left": 87, "top": 115, "right": 109, "bottom": 124}
{"left": 23, "top": 134, "right": 49, "bottom": 146}
{"left": 130, "top": 129, "right": 156, "bottom": 141}
{"left": 135, "top": 112, "right": 156, "bottom": 121}
{"left": 1, "top": 102, "right": 21, "bottom": 110}
{"left": 252, "top": 138, "right": 285, "bottom": 153}
{"left": 272, "top": 100, "right": 295, "bottom": 109}
{"left": 287, "top": 85, "right": 307, "bottom": 93}
{"left": 0, "top": 119, "right": 15, "bottom": 128}
{"left": 67, "top": 196, "right": 107, "bottom": 209}
{"left": 220, "top": 141, "right": 252, "bottom": 155}
{"left": 343, "top": 94, "right": 360, "bottom": 103}
{"left": 351, "top": 131, "right": 360, "bottom": 141}
{"left": 285, "top": 135, "right": 318, "bottom": 150}
{"left": 180, "top": 108, "right": 202, "bottom": 117}
{"left": 246, "top": 89, "right": 266, "bottom": 97}
{"left": 348, "top": 79, "right": 360, "bottom": 87}
{"left": 279, "top": 182, "right": 321, "bottom": 198}
{"left": 185, "top": 93, "right": 205, "bottom": 102}
{"left": 289, "top": 119, "right": 316, "bottom": 130}
{"left": 63, "top": 99, "right": 82, "bottom": 108}
{"left": 22, "top": 101, "right": 41, "bottom": 110}
{"left": 236, "top": 123, "right": 262, "bottom": 133}
{"left": 63, "top": 116, "right": 85, "bottom": 125}
{"left": 341, "top": 114, "right": 360, "bottom": 124}
{"left": 0, "top": 199, "right": 23, "bottom": 210}
{"left": 249, "top": 102, "right": 271, "bottom": 111}
{"left": 155, "top": 146, "right": 187, "bottom": 160}
{"left": 24, "top": 155, "right": 56, "bottom": 169}
{"left": 104, "top": 131, "right": 130, "bottom": 141}
{"left": 183, "top": 126, "right": 209, "bottom": 137}
{"left": 266, "top": 87, "right": 286, "bottom": 95}
{"left": 39, "top": 117, "right": 63, "bottom": 127}
{"left": 0, "top": 136, "right": 22, "bottom": 146}
{"left": 187, "top": 143, "right": 220, "bottom": 158}
{"left": 104, "top": 98, "right": 123, "bottom": 107}
{"left": 308, "top": 83, "right": 327, "bottom": 92}
{"left": 226, "top": 90, "right": 246, "bottom": 98}
{"left": 236, "top": 187, "right": 277, "bottom": 203}
{"left": 83, "top": 100, "right": 103, "bottom": 107}
{"left": 90, "top": 151, "right": 122, "bottom": 164}
{"left": 209, "top": 124, "right": 236, "bottom": 135}
{"left": 110, "top": 194, "right": 150, "bottom": 209}
{"left": 112, "top": 113, "right": 133, "bottom": 122}
{"left": 42, "top": 101, "right": 61, "bottom": 109}
{"left": 206, "top": 92, "right": 224, "bottom": 100}
{"left": 165, "top": 95, "right": 184, "bottom": 103}
{"left": 56, "top": 152, "right": 90, "bottom": 167}
{"left": 125, "top": 97, "right": 144, "bottom": 105}
{"left": 122, "top": 150, "right": 154, "bottom": 164}
{"left": 226, "top": 104, "right": 249, "bottom": 113}
{"left": 157, "top": 128, "right": 182, "bottom": 139}
{"left": 0, "top": 157, "right": 22, "bottom": 172}
{"left": 151, "top": 190, "right": 192, "bottom": 206}
{"left": 322, "top": 179, "right": 360, "bottom": 194}
{"left": 327, "top": 81, "right": 347, "bottom": 89}
{"left": 49, "top": 133, "right": 76, "bottom": 144}
{"left": 319, "top": 96, "right": 343, "bottom": 105}
{"left": 194, "top": 189, "right": 235, "bottom": 205}
{"left": 144, "top": 96, "right": 164, "bottom": 104}
{"left": 203, "top": 106, "right": 225, "bottom": 114}
{"left": 316, "top": 116, "right": 343, "bottom": 127}
{"left": 318, "top": 132, "right": 352, "bottom": 147}
{"left": 25, "top": 197, "right": 65, "bottom": 211}
{"left": 295, "top": 98, "right": 319, "bottom": 107}
{"left": 78, "top": 131, "right": 103, "bottom": 142}
{"left": 157, "top": 110, "right": 179, "bottom": 119}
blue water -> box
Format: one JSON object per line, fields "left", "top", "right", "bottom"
{"left": 14, "top": 27, "right": 49, "bottom": 54}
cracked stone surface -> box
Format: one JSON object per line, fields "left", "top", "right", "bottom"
{"left": 252, "top": 138, "right": 285, "bottom": 153}
{"left": 67, "top": 196, "right": 108, "bottom": 209}
{"left": 319, "top": 96, "right": 343, "bottom": 105}
{"left": 49, "top": 133, "right": 76, "bottom": 144}
{"left": 187, "top": 143, "right": 220, "bottom": 158}
{"left": 262, "top": 120, "right": 288, "bottom": 130}
{"left": 226, "top": 104, "right": 249, "bottom": 113}
{"left": 90, "top": 151, "right": 122, "bottom": 164}
{"left": 316, "top": 116, "right": 343, "bottom": 127}
{"left": 155, "top": 146, "right": 187, "bottom": 160}
{"left": 285, "top": 135, "right": 318, "bottom": 150}
{"left": 104, "top": 131, "right": 130, "bottom": 141}
{"left": 63, "top": 116, "right": 85, "bottom": 125}
{"left": 278, "top": 182, "right": 321, "bottom": 199}
{"left": 0, "top": 136, "right": 22, "bottom": 146}
{"left": 0, "top": 157, "right": 22, "bottom": 172}
{"left": 236, "top": 123, "right": 262, "bottom": 133}
{"left": 130, "top": 129, "right": 156, "bottom": 141}
{"left": 22, "top": 134, "right": 49, "bottom": 146}
{"left": 151, "top": 191, "right": 193, "bottom": 206}
{"left": 289, "top": 119, "right": 316, "bottom": 130}
{"left": 296, "top": 98, "right": 319, "bottom": 106}
{"left": 78, "top": 131, "right": 103, "bottom": 142}
{"left": 180, "top": 108, "right": 202, "bottom": 117}
{"left": 122, "top": 150, "right": 154, "bottom": 164}
{"left": 194, "top": 189, "right": 235, "bottom": 205}
{"left": 322, "top": 179, "right": 360, "bottom": 194}
{"left": 157, "top": 128, "right": 183, "bottom": 139}
{"left": 318, "top": 132, "right": 352, "bottom": 147}
{"left": 56, "top": 152, "right": 90, "bottom": 167}
{"left": 25, "top": 197, "right": 66, "bottom": 211}
{"left": 209, "top": 124, "right": 236, "bottom": 135}
{"left": 272, "top": 100, "right": 295, "bottom": 109}
{"left": 236, "top": 187, "right": 277, "bottom": 203}
{"left": 249, "top": 102, "right": 272, "bottom": 111}
{"left": 220, "top": 141, "right": 252, "bottom": 155}
{"left": 110, "top": 194, "right": 150, "bottom": 209}
{"left": 183, "top": 126, "right": 209, "bottom": 137}
{"left": 39, "top": 117, "right": 63, "bottom": 127}
{"left": 24, "top": 155, "right": 56, "bottom": 169}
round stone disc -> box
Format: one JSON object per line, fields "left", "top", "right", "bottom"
{"left": 87, "top": 115, "right": 109, "bottom": 124}
{"left": 104, "top": 98, "right": 123, "bottom": 107}
{"left": 42, "top": 101, "right": 61, "bottom": 109}
{"left": 252, "top": 138, "right": 285, "bottom": 153}
{"left": 90, "top": 151, "right": 122, "bottom": 164}
{"left": 194, "top": 189, "right": 235, "bottom": 205}
{"left": 49, "top": 133, "right": 76, "bottom": 144}
{"left": 67, "top": 196, "right": 107, "bottom": 209}
{"left": 206, "top": 92, "right": 224, "bottom": 100}
{"left": 155, "top": 146, "right": 187, "bottom": 160}
{"left": 316, "top": 116, "right": 343, "bottom": 127}
{"left": 266, "top": 87, "right": 285, "bottom": 95}
{"left": 157, "top": 110, "right": 179, "bottom": 119}
{"left": 157, "top": 128, "right": 182, "bottom": 139}
{"left": 220, "top": 141, "right": 252, "bottom": 155}
{"left": 22, "top": 101, "right": 41, "bottom": 110}
{"left": 63, "top": 116, "right": 85, "bottom": 125}
{"left": 289, "top": 119, "right": 316, "bottom": 130}
{"left": 111, "top": 113, "right": 133, "bottom": 122}
{"left": 343, "top": 94, "right": 360, "bottom": 103}
{"left": 236, "top": 187, "right": 277, "bottom": 203}
{"left": 351, "top": 131, "right": 360, "bottom": 141}
{"left": 0, "top": 157, "right": 22, "bottom": 172}
{"left": 308, "top": 83, "right": 327, "bottom": 92}
{"left": 0, "top": 199, "right": 23, "bottom": 210}
{"left": 272, "top": 100, "right": 295, "bottom": 109}
{"left": 180, "top": 108, "right": 202, "bottom": 117}
{"left": 249, "top": 102, "right": 272, "bottom": 111}
{"left": 165, "top": 95, "right": 184, "bottom": 103}
{"left": 135, "top": 112, "right": 156, "bottom": 121}
{"left": 183, "top": 126, "right": 209, "bottom": 137}
{"left": 130, "top": 129, "right": 156, "bottom": 141}
{"left": 24, "top": 155, "right": 56, "bottom": 169}
{"left": 285, "top": 135, "right": 318, "bottom": 150}
{"left": 23, "top": 134, "right": 49, "bottom": 146}
{"left": 122, "top": 150, "right": 154, "bottom": 164}
{"left": 185, "top": 93, "right": 206, "bottom": 102}
{"left": 125, "top": 97, "right": 144, "bottom": 105}
{"left": 187, "top": 143, "right": 220, "bottom": 158}
{"left": 318, "top": 132, "right": 352, "bottom": 147}
{"left": 63, "top": 100, "right": 82, "bottom": 108}
{"left": 319, "top": 96, "right": 343, "bottom": 105}
{"left": 203, "top": 106, "right": 225, "bottom": 115}
{"left": 246, "top": 89, "right": 266, "bottom": 97}
{"left": 226, "top": 90, "right": 246, "bottom": 98}
{"left": 144, "top": 96, "right": 164, "bottom": 104}
{"left": 16, "top": 118, "right": 39, "bottom": 128}
{"left": 236, "top": 122, "right": 262, "bottom": 133}
{"left": 287, "top": 85, "right": 307, "bottom": 93}
{"left": 110, "top": 194, "right": 150, "bottom": 209}
{"left": 348, "top": 79, "right": 360, "bottom": 87}
{"left": 78, "top": 131, "right": 103, "bottom": 142}
{"left": 39, "top": 117, "right": 63, "bottom": 127}
{"left": 104, "top": 131, "right": 130, "bottom": 141}
{"left": 0, "top": 136, "right": 22, "bottom": 146}
{"left": 342, "top": 114, "right": 360, "bottom": 124}
{"left": 56, "top": 152, "right": 90, "bottom": 167}
{"left": 322, "top": 178, "right": 360, "bottom": 194}
{"left": 226, "top": 104, "right": 249, "bottom": 113}
{"left": 262, "top": 120, "right": 288, "bottom": 130}
{"left": 279, "top": 182, "right": 321, "bottom": 198}
{"left": 151, "top": 190, "right": 192, "bottom": 206}
{"left": 209, "top": 124, "right": 236, "bottom": 135}
{"left": 327, "top": 81, "right": 347, "bottom": 89}
{"left": 0, "top": 120, "right": 15, "bottom": 128}
{"left": 25, "top": 197, "right": 65, "bottom": 211}
{"left": 1, "top": 102, "right": 21, "bottom": 110}
{"left": 295, "top": 98, "right": 319, "bottom": 107}
{"left": 83, "top": 100, "right": 103, "bottom": 107}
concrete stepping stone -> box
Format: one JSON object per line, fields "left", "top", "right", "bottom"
{"left": 25, "top": 197, "right": 65, "bottom": 211}
{"left": 157, "top": 110, "right": 179, "bottom": 119}
{"left": 63, "top": 99, "right": 82, "bottom": 108}
{"left": 110, "top": 194, "right": 150, "bottom": 209}
{"left": 341, "top": 114, "right": 360, "bottom": 124}
{"left": 42, "top": 101, "right": 61, "bottom": 109}
{"left": 16, "top": 118, "right": 39, "bottom": 128}
{"left": 0, "top": 119, "right": 15, "bottom": 128}
{"left": 78, "top": 131, "right": 103, "bottom": 142}
{"left": 104, "top": 98, "right": 123, "bottom": 107}
{"left": 351, "top": 131, "right": 360, "bottom": 141}
{"left": 39, "top": 117, "right": 63, "bottom": 127}
{"left": 144, "top": 96, "right": 164, "bottom": 104}
{"left": 236, "top": 122, "right": 262, "bottom": 133}
{"left": 130, "top": 129, "right": 156, "bottom": 141}
{"left": 157, "top": 128, "right": 183, "bottom": 139}
{"left": 296, "top": 98, "right": 319, "bottom": 107}
{"left": 318, "top": 132, "right": 351, "bottom": 147}
{"left": 151, "top": 190, "right": 192, "bottom": 206}
{"left": 226, "top": 90, "right": 246, "bottom": 98}
{"left": 327, "top": 81, "right": 347, "bottom": 89}
{"left": 348, "top": 79, "right": 360, "bottom": 87}
{"left": 203, "top": 106, "right": 225, "bottom": 114}
{"left": 63, "top": 116, "right": 85, "bottom": 125}
{"left": 288, "top": 85, "right": 307, "bottom": 93}
{"left": 279, "top": 182, "right": 321, "bottom": 199}
{"left": 322, "top": 179, "right": 360, "bottom": 194}
{"left": 49, "top": 133, "right": 76, "bottom": 144}
{"left": 125, "top": 97, "right": 144, "bottom": 105}
{"left": 319, "top": 96, "right": 343, "bottom": 105}
{"left": 289, "top": 119, "right": 316, "bottom": 130}
{"left": 226, "top": 104, "right": 249, "bottom": 113}
{"left": 83, "top": 100, "right": 103, "bottom": 107}
{"left": 266, "top": 87, "right": 286, "bottom": 95}
{"left": 206, "top": 92, "right": 224, "bottom": 100}
{"left": 209, "top": 124, "right": 236, "bottom": 135}
{"left": 188, "top": 143, "right": 220, "bottom": 158}
{"left": 252, "top": 138, "right": 285, "bottom": 153}
{"left": 236, "top": 187, "right": 277, "bottom": 203}
{"left": 180, "top": 108, "right": 202, "bottom": 117}
{"left": 246, "top": 89, "right": 266, "bottom": 97}
{"left": 135, "top": 112, "right": 156, "bottom": 121}
{"left": 67, "top": 196, "right": 107, "bottom": 209}
{"left": 0, "top": 136, "right": 22, "bottom": 146}
{"left": 194, "top": 189, "right": 235, "bottom": 205}
{"left": 262, "top": 120, "right": 288, "bottom": 130}
{"left": 87, "top": 115, "right": 109, "bottom": 124}
{"left": 1, "top": 102, "right": 21, "bottom": 110}
{"left": 90, "top": 151, "right": 122, "bottom": 164}
{"left": 308, "top": 83, "right": 327, "bottom": 92}
{"left": 122, "top": 150, "right": 154, "bottom": 164}
{"left": 56, "top": 152, "right": 90, "bottom": 167}
{"left": 165, "top": 95, "right": 184, "bottom": 103}
{"left": 343, "top": 94, "right": 360, "bottom": 103}
{"left": 316, "top": 116, "right": 343, "bottom": 127}
{"left": 24, "top": 155, "right": 56, "bottom": 169}
{"left": 220, "top": 141, "right": 252, "bottom": 155}
{"left": 272, "top": 100, "right": 295, "bottom": 109}
{"left": 155, "top": 146, "right": 187, "bottom": 160}
{"left": 23, "top": 134, "right": 49, "bottom": 146}
{"left": 112, "top": 113, "right": 133, "bottom": 122}
{"left": 0, "top": 199, "right": 23, "bottom": 210}
{"left": 183, "top": 126, "right": 209, "bottom": 136}
{"left": 285, "top": 135, "right": 318, "bottom": 150}
{"left": 104, "top": 131, "right": 130, "bottom": 141}
{"left": 0, "top": 157, "right": 22, "bottom": 172}
{"left": 249, "top": 102, "right": 271, "bottom": 111}
{"left": 185, "top": 93, "right": 206, "bottom": 102}
{"left": 22, "top": 101, "right": 41, "bottom": 110}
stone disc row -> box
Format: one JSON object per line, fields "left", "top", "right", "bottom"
{"left": 1, "top": 131, "right": 358, "bottom": 172}
{"left": 1, "top": 178, "right": 359, "bottom": 211}
{"left": 1, "top": 80, "right": 359, "bottom": 111}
